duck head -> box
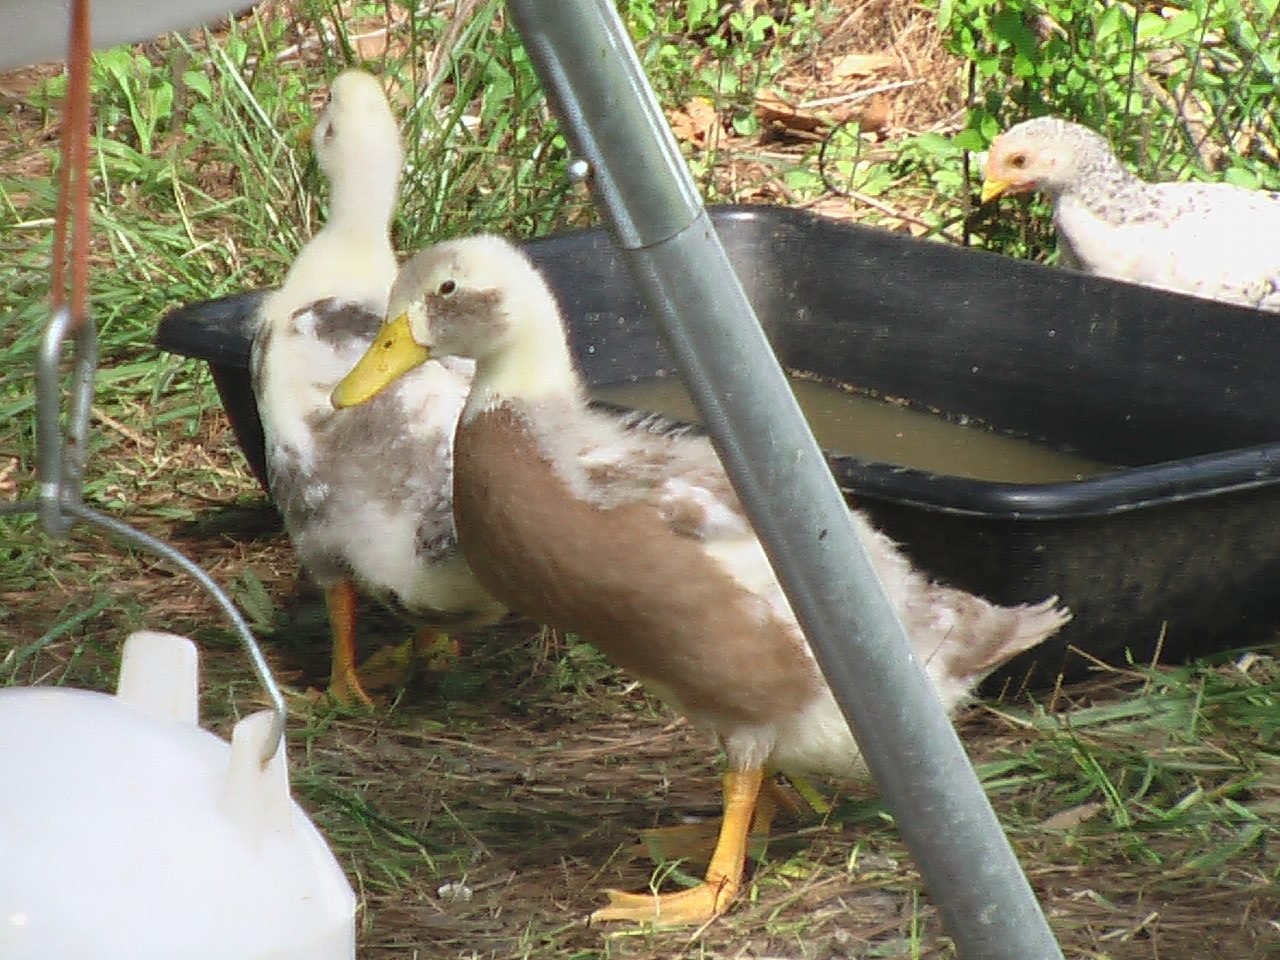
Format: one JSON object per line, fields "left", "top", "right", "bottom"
{"left": 331, "top": 235, "right": 574, "bottom": 409}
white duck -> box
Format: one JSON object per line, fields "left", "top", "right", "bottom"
{"left": 982, "top": 116, "right": 1280, "bottom": 312}
{"left": 250, "top": 71, "right": 504, "bottom": 705}
{"left": 331, "top": 235, "right": 1071, "bottom": 922}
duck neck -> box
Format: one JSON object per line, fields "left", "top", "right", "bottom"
{"left": 282, "top": 167, "right": 399, "bottom": 306}
{"left": 466, "top": 306, "right": 583, "bottom": 416}
{"left": 325, "top": 166, "right": 399, "bottom": 244}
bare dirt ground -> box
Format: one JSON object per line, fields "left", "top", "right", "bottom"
{"left": 3, "top": 2, "right": 1279, "bottom": 958}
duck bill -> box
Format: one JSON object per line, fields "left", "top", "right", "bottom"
{"left": 331, "top": 313, "right": 431, "bottom": 408}
{"left": 980, "top": 177, "right": 1012, "bottom": 203}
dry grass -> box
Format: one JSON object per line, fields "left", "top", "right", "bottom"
{"left": 5, "top": 410, "right": 1277, "bottom": 959}
{"left": 4, "top": 425, "right": 1280, "bottom": 957}
{"left": 684, "top": 0, "right": 972, "bottom": 233}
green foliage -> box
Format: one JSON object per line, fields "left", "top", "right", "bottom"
{"left": 913, "top": 0, "right": 1280, "bottom": 259}
{"left": 93, "top": 48, "right": 178, "bottom": 154}
{"left": 618, "top": 1, "right": 821, "bottom": 126}
{"left": 942, "top": 0, "right": 1279, "bottom": 169}
{"left": 985, "top": 658, "right": 1280, "bottom": 877}
{"left": 386, "top": 0, "right": 580, "bottom": 244}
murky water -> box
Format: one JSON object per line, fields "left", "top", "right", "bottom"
{"left": 592, "top": 376, "right": 1110, "bottom": 483}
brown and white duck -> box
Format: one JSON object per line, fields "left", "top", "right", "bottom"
{"left": 982, "top": 116, "right": 1280, "bottom": 311}
{"left": 331, "top": 235, "right": 1070, "bottom": 922}
{"left": 250, "top": 71, "right": 504, "bottom": 705}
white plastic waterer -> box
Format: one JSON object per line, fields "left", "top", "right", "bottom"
{"left": 0, "top": 631, "right": 356, "bottom": 960}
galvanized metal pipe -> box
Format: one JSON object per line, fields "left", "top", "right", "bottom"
{"left": 506, "top": 3, "right": 1064, "bottom": 957}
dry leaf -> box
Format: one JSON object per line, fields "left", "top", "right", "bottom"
{"left": 754, "top": 89, "right": 827, "bottom": 138}
{"left": 1032, "top": 13, "right": 1068, "bottom": 40}
{"left": 0, "top": 457, "right": 18, "bottom": 498}
{"left": 830, "top": 52, "right": 898, "bottom": 79}
{"left": 668, "top": 96, "right": 720, "bottom": 148}
{"left": 1039, "top": 802, "right": 1105, "bottom": 831}
{"left": 856, "top": 94, "right": 891, "bottom": 136}
{"left": 353, "top": 30, "right": 389, "bottom": 60}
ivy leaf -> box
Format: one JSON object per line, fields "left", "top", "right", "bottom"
{"left": 1095, "top": 4, "right": 1132, "bottom": 45}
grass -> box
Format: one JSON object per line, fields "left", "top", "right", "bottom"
{"left": 2, "top": 0, "right": 1280, "bottom": 957}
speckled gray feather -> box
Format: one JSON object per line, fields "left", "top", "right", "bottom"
{"left": 253, "top": 297, "right": 504, "bottom": 628}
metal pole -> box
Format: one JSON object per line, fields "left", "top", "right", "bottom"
{"left": 506, "top": 3, "right": 1063, "bottom": 957}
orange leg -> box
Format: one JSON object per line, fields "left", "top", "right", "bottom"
{"left": 593, "top": 767, "right": 764, "bottom": 925}
{"left": 633, "top": 776, "right": 789, "bottom": 863}
{"left": 325, "top": 580, "right": 374, "bottom": 707}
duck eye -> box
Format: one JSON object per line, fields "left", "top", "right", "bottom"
{"left": 438, "top": 279, "right": 457, "bottom": 296}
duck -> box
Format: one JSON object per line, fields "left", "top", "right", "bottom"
{"left": 330, "top": 234, "right": 1071, "bottom": 923}
{"left": 981, "top": 116, "right": 1280, "bottom": 312}
{"left": 249, "top": 70, "right": 505, "bottom": 706}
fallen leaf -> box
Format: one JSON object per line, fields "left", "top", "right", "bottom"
{"left": 0, "top": 456, "right": 18, "bottom": 498}
{"left": 858, "top": 94, "right": 892, "bottom": 136}
{"left": 1039, "top": 802, "right": 1105, "bottom": 831}
{"left": 1032, "top": 12, "right": 1068, "bottom": 40}
{"left": 668, "top": 96, "right": 720, "bottom": 148}
{"left": 830, "top": 52, "right": 898, "bottom": 79}
{"left": 754, "top": 89, "right": 827, "bottom": 138}
{"left": 353, "top": 30, "right": 389, "bottom": 60}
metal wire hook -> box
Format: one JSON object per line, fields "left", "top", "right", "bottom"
{"left": 36, "top": 307, "right": 97, "bottom": 536}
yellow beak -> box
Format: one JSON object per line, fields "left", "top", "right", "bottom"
{"left": 980, "top": 178, "right": 1012, "bottom": 203}
{"left": 331, "top": 313, "right": 431, "bottom": 408}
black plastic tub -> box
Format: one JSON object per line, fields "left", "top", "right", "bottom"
{"left": 155, "top": 204, "right": 1280, "bottom": 689}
